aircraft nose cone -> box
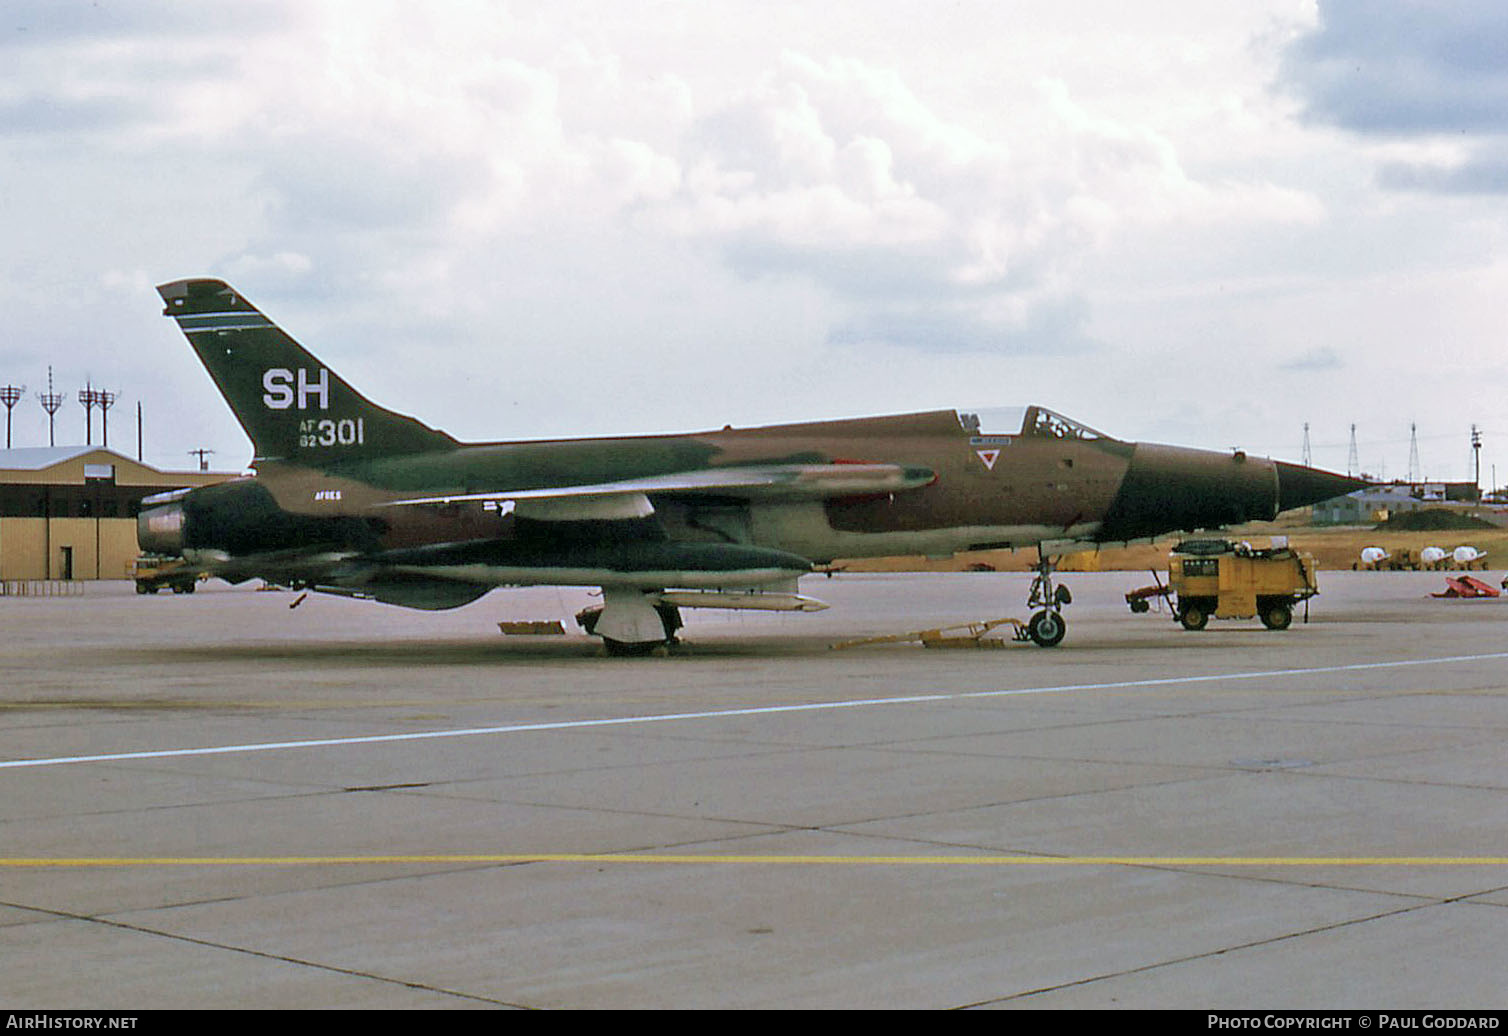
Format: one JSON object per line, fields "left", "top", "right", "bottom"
{"left": 1099, "top": 447, "right": 1371, "bottom": 542}
{"left": 1099, "top": 443, "right": 1284, "bottom": 541}
{"left": 1274, "top": 461, "right": 1369, "bottom": 513}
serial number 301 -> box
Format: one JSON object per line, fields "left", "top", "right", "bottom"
{"left": 299, "top": 418, "right": 366, "bottom": 448}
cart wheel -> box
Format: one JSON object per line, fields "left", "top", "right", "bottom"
{"left": 1260, "top": 602, "right": 1292, "bottom": 631}
{"left": 1179, "top": 604, "right": 1208, "bottom": 631}
{"left": 1129, "top": 599, "right": 1150, "bottom": 614}
{"left": 1027, "top": 609, "right": 1066, "bottom": 647}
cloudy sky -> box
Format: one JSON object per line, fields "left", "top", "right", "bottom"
{"left": 2, "top": 0, "right": 1505, "bottom": 487}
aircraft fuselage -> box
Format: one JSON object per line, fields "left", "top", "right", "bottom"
{"left": 140, "top": 278, "right": 1365, "bottom": 645}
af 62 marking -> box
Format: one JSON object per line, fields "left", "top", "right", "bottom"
{"left": 298, "top": 417, "right": 366, "bottom": 448}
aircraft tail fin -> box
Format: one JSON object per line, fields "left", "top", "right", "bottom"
{"left": 158, "top": 279, "right": 458, "bottom": 465}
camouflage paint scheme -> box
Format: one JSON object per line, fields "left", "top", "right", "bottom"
{"left": 140, "top": 279, "right": 1364, "bottom": 649}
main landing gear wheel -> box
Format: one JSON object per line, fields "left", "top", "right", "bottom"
{"left": 602, "top": 637, "right": 665, "bottom": 657}
{"left": 1027, "top": 609, "right": 1067, "bottom": 647}
{"left": 578, "top": 599, "right": 683, "bottom": 657}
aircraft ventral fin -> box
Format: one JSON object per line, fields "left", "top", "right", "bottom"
{"left": 381, "top": 462, "right": 937, "bottom": 515}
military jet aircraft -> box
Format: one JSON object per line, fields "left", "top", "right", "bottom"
{"left": 139, "top": 278, "right": 1364, "bottom": 653}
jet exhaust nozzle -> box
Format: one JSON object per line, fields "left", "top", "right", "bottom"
{"left": 137, "top": 490, "right": 191, "bottom": 556}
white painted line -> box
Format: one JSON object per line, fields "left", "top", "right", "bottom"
{"left": 3, "top": 651, "right": 1505, "bottom": 771}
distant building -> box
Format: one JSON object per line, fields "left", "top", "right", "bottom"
{"left": 1407, "top": 482, "right": 1481, "bottom": 504}
{"left": 1312, "top": 480, "right": 1481, "bottom": 525}
{"left": 0, "top": 447, "right": 233, "bottom": 580}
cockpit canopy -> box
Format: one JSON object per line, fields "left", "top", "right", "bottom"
{"left": 956, "top": 406, "right": 1106, "bottom": 440}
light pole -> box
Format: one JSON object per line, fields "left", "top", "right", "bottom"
{"left": 79, "top": 384, "right": 99, "bottom": 444}
{"left": 1471, "top": 425, "right": 1482, "bottom": 502}
{"left": 0, "top": 384, "right": 22, "bottom": 448}
{"left": 97, "top": 390, "right": 117, "bottom": 447}
{"left": 37, "top": 368, "right": 64, "bottom": 447}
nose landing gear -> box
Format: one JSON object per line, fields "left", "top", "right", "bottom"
{"left": 1025, "top": 552, "right": 1071, "bottom": 648}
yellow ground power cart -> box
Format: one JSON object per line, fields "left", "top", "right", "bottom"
{"left": 132, "top": 554, "right": 202, "bottom": 595}
{"left": 1165, "top": 538, "right": 1318, "bottom": 631}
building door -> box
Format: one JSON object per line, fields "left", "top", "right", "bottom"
{"left": 58, "top": 545, "right": 73, "bottom": 581}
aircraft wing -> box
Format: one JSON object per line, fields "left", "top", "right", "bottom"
{"left": 381, "top": 462, "right": 936, "bottom": 520}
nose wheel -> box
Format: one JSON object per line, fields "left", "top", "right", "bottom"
{"left": 1025, "top": 552, "right": 1071, "bottom": 647}
{"left": 1026, "top": 608, "right": 1066, "bottom": 647}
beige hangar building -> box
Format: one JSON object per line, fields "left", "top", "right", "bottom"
{"left": 0, "top": 446, "right": 232, "bottom": 582}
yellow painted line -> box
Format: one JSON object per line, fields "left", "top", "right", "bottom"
{"left": 2, "top": 854, "right": 1506, "bottom": 868}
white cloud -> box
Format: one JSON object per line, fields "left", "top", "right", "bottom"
{"left": 0, "top": 2, "right": 1504, "bottom": 484}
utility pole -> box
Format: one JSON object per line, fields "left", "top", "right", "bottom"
{"left": 78, "top": 383, "right": 98, "bottom": 444}
{"left": 1408, "top": 422, "right": 1421, "bottom": 484}
{"left": 1347, "top": 424, "right": 1359, "bottom": 478}
{"left": 1301, "top": 423, "right": 1311, "bottom": 468}
{"left": 0, "top": 384, "right": 22, "bottom": 448}
{"left": 189, "top": 448, "right": 214, "bottom": 472}
{"left": 97, "top": 390, "right": 117, "bottom": 448}
{"left": 1471, "top": 425, "right": 1482, "bottom": 501}
{"left": 37, "top": 368, "right": 64, "bottom": 447}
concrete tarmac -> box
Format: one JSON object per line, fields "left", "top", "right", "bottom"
{"left": 1, "top": 570, "right": 1505, "bottom": 1009}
